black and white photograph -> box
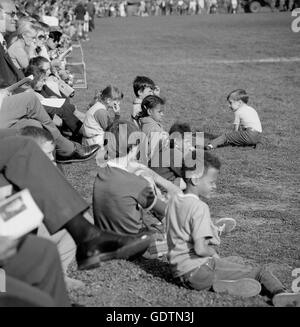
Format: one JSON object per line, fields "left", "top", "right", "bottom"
{"left": 0, "top": 0, "right": 299, "bottom": 312}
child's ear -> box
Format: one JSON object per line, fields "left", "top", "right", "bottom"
{"left": 147, "top": 109, "right": 152, "bottom": 116}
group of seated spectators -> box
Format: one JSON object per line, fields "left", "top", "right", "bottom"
{"left": 0, "top": 0, "right": 149, "bottom": 306}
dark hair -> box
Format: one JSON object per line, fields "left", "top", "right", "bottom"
{"left": 24, "top": 65, "right": 44, "bottom": 88}
{"left": 49, "top": 31, "right": 62, "bottom": 43}
{"left": 182, "top": 151, "right": 221, "bottom": 184}
{"left": 105, "top": 120, "right": 140, "bottom": 158}
{"left": 133, "top": 76, "right": 155, "bottom": 97}
{"left": 24, "top": 1, "right": 35, "bottom": 13}
{"left": 169, "top": 122, "right": 192, "bottom": 149}
{"left": 140, "top": 95, "right": 165, "bottom": 118}
{"left": 227, "top": 89, "right": 249, "bottom": 104}
{"left": 20, "top": 126, "right": 54, "bottom": 143}
{"left": 169, "top": 122, "right": 191, "bottom": 136}
{"left": 28, "top": 56, "right": 50, "bottom": 69}
{"left": 24, "top": 56, "right": 50, "bottom": 87}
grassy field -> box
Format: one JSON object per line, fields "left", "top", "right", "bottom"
{"left": 65, "top": 12, "right": 300, "bottom": 307}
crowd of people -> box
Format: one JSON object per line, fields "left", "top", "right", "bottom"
{"left": 0, "top": 0, "right": 299, "bottom": 307}
{"left": 95, "top": 0, "right": 298, "bottom": 17}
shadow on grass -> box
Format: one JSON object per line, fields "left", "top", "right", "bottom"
{"left": 134, "top": 256, "right": 175, "bottom": 284}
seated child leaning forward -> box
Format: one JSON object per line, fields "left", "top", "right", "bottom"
{"left": 132, "top": 76, "right": 160, "bottom": 127}
{"left": 138, "top": 95, "right": 169, "bottom": 162}
{"left": 205, "top": 89, "right": 262, "bottom": 150}
{"left": 166, "top": 151, "right": 300, "bottom": 307}
{"left": 81, "top": 85, "right": 122, "bottom": 147}
{"left": 93, "top": 120, "right": 167, "bottom": 237}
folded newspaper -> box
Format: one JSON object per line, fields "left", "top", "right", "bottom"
{"left": 0, "top": 189, "right": 44, "bottom": 239}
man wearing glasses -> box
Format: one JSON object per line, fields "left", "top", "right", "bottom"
{"left": 0, "top": 0, "right": 24, "bottom": 88}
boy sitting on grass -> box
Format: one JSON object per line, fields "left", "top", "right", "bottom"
{"left": 205, "top": 89, "right": 262, "bottom": 150}
{"left": 166, "top": 151, "right": 300, "bottom": 306}
{"left": 93, "top": 120, "right": 166, "bottom": 245}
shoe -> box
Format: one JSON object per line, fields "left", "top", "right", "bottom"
{"left": 215, "top": 217, "right": 237, "bottom": 235}
{"left": 213, "top": 278, "right": 261, "bottom": 298}
{"left": 204, "top": 144, "right": 214, "bottom": 150}
{"left": 76, "top": 231, "right": 152, "bottom": 270}
{"left": 272, "top": 292, "right": 300, "bottom": 307}
{"left": 56, "top": 143, "right": 100, "bottom": 164}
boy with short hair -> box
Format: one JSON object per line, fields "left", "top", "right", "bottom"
{"left": 205, "top": 89, "right": 262, "bottom": 150}
{"left": 166, "top": 151, "right": 300, "bottom": 306}
{"left": 132, "top": 75, "right": 160, "bottom": 126}
{"left": 93, "top": 120, "right": 166, "bottom": 249}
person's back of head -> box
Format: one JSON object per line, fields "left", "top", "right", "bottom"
{"left": 19, "top": 126, "right": 55, "bottom": 162}
{"left": 169, "top": 122, "right": 192, "bottom": 149}
{"left": 24, "top": 1, "right": 35, "bottom": 16}
{"left": 182, "top": 151, "right": 221, "bottom": 185}
{"left": 24, "top": 56, "right": 50, "bottom": 89}
{"left": 169, "top": 122, "right": 191, "bottom": 136}
{"left": 48, "top": 30, "right": 62, "bottom": 43}
{"left": 27, "top": 55, "right": 49, "bottom": 70}
{"left": 133, "top": 75, "right": 155, "bottom": 98}
{"left": 91, "top": 85, "right": 123, "bottom": 107}
{"left": 227, "top": 89, "right": 249, "bottom": 104}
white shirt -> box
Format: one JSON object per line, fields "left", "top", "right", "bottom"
{"left": 233, "top": 104, "right": 262, "bottom": 133}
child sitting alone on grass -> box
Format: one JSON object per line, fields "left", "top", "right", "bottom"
{"left": 205, "top": 89, "right": 262, "bottom": 150}
{"left": 81, "top": 85, "right": 123, "bottom": 147}
{"left": 166, "top": 151, "right": 300, "bottom": 306}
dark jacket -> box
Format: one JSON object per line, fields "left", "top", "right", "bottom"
{"left": 0, "top": 42, "right": 24, "bottom": 88}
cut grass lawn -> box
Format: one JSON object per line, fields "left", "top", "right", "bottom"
{"left": 65, "top": 12, "right": 300, "bottom": 307}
